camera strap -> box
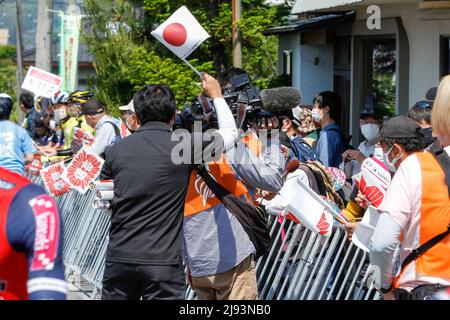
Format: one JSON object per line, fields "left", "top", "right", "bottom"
{"left": 236, "top": 103, "right": 247, "bottom": 129}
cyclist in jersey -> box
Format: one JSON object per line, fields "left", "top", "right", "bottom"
{"left": 0, "top": 167, "right": 66, "bottom": 300}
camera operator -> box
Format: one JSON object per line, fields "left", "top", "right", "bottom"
{"left": 99, "top": 73, "right": 238, "bottom": 300}
{"left": 183, "top": 67, "right": 285, "bottom": 300}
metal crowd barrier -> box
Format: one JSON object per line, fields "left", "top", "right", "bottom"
{"left": 256, "top": 215, "right": 380, "bottom": 300}
{"left": 28, "top": 174, "right": 110, "bottom": 299}
{"left": 27, "top": 174, "right": 380, "bottom": 300}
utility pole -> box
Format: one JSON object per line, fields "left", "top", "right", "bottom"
{"left": 35, "top": 0, "right": 53, "bottom": 72}
{"left": 15, "top": 0, "right": 24, "bottom": 123}
{"left": 232, "top": 0, "right": 242, "bottom": 68}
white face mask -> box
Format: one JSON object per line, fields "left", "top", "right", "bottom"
{"left": 49, "top": 120, "right": 56, "bottom": 130}
{"left": 361, "top": 123, "right": 380, "bottom": 141}
{"left": 383, "top": 145, "right": 402, "bottom": 172}
{"left": 373, "top": 145, "right": 384, "bottom": 163}
{"left": 311, "top": 108, "right": 322, "bottom": 122}
{"left": 53, "top": 109, "right": 67, "bottom": 122}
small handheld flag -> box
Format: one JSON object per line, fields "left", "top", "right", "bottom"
{"left": 151, "top": 6, "right": 210, "bottom": 77}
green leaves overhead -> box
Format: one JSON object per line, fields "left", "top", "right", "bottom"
{"left": 83, "top": 0, "right": 288, "bottom": 113}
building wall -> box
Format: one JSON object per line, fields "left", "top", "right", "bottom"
{"left": 355, "top": 3, "right": 450, "bottom": 106}
{"left": 278, "top": 34, "right": 334, "bottom": 105}
{"left": 299, "top": 44, "right": 334, "bottom": 105}
{"left": 277, "top": 2, "right": 450, "bottom": 145}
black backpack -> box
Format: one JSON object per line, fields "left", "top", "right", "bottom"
{"left": 99, "top": 121, "right": 122, "bottom": 159}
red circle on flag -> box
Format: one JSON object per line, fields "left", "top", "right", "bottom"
{"left": 163, "top": 23, "right": 187, "bottom": 47}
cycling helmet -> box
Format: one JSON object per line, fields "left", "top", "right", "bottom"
{"left": 68, "top": 90, "right": 93, "bottom": 105}
{"left": 50, "top": 91, "right": 70, "bottom": 105}
{"left": 0, "top": 93, "right": 13, "bottom": 117}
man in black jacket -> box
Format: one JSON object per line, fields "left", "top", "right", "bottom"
{"left": 100, "top": 74, "right": 237, "bottom": 300}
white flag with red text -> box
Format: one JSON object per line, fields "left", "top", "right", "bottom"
{"left": 151, "top": 6, "right": 210, "bottom": 59}
{"left": 62, "top": 147, "right": 104, "bottom": 194}
{"left": 354, "top": 157, "right": 391, "bottom": 208}
{"left": 280, "top": 177, "right": 333, "bottom": 237}
{"left": 40, "top": 162, "right": 72, "bottom": 197}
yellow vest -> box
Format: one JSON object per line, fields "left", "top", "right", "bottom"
{"left": 61, "top": 116, "right": 94, "bottom": 150}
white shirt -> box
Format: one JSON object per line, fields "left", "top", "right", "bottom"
{"left": 91, "top": 115, "right": 118, "bottom": 156}
{"left": 370, "top": 146, "right": 450, "bottom": 291}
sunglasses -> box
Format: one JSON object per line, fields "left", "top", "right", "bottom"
{"left": 414, "top": 100, "right": 433, "bottom": 109}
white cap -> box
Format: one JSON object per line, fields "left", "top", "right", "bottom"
{"left": 119, "top": 99, "right": 135, "bottom": 113}
{"left": 0, "top": 93, "right": 12, "bottom": 100}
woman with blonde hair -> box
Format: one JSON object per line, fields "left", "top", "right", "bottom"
{"left": 369, "top": 75, "right": 450, "bottom": 300}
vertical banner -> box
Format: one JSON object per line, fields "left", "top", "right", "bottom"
{"left": 58, "top": 12, "right": 81, "bottom": 93}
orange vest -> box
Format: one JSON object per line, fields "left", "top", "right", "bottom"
{"left": 184, "top": 132, "right": 262, "bottom": 217}
{"left": 394, "top": 152, "right": 450, "bottom": 287}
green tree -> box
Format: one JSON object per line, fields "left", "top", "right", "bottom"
{"left": 82, "top": 0, "right": 288, "bottom": 113}
{"left": 0, "top": 45, "right": 17, "bottom": 100}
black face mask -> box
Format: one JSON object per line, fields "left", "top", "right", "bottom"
{"left": 421, "top": 127, "right": 436, "bottom": 148}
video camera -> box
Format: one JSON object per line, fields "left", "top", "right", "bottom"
{"left": 176, "top": 73, "right": 270, "bottom": 131}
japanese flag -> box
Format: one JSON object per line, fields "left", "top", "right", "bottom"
{"left": 151, "top": 6, "right": 210, "bottom": 59}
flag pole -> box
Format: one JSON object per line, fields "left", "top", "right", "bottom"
{"left": 180, "top": 57, "right": 202, "bottom": 78}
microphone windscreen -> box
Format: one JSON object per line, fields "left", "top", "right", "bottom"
{"left": 260, "top": 87, "right": 301, "bottom": 113}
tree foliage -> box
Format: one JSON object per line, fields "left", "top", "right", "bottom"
{"left": 0, "top": 45, "right": 17, "bottom": 100}
{"left": 82, "top": 0, "right": 288, "bottom": 113}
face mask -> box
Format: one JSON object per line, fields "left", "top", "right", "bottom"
{"left": 54, "top": 109, "right": 67, "bottom": 122}
{"left": 361, "top": 123, "right": 380, "bottom": 141}
{"left": 383, "top": 145, "right": 402, "bottom": 172}
{"left": 49, "top": 120, "right": 56, "bottom": 130}
{"left": 311, "top": 108, "right": 322, "bottom": 122}
{"left": 373, "top": 145, "right": 384, "bottom": 163}
{"left": 420, "top": 127, "right": 435, "bottom": 148}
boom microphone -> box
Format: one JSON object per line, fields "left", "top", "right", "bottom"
{"left": 260, "top": 87, "right": 301, "bottom": 113}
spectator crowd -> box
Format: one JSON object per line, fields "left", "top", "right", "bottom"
{"left": 0, "top": 67, "right": 448, "bottom": 301}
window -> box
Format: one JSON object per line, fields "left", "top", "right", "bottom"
{"left": 363, "top": 38, "right": 396, "bottom": 117}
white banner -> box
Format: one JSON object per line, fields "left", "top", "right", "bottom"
{"left": 22, "top": 66, "right": 63, "bottom": 98}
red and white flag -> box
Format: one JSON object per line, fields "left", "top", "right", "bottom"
{"left": 151, "top": 6, "right": 210, "bottom": 59}
{"left": 40, "top": 162, "right": 72, "bottom": 197}
{"left": 280, "top": 177, "right": 333, "bottom": 237}
{"left": 354, "top": 157, "right": 391, "bottom": 208}
{"left": 62, "top": 147, "right": 104, "bottom": 194}
{"left": 26, "top": 154, "right": 44, "bottom": 176}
